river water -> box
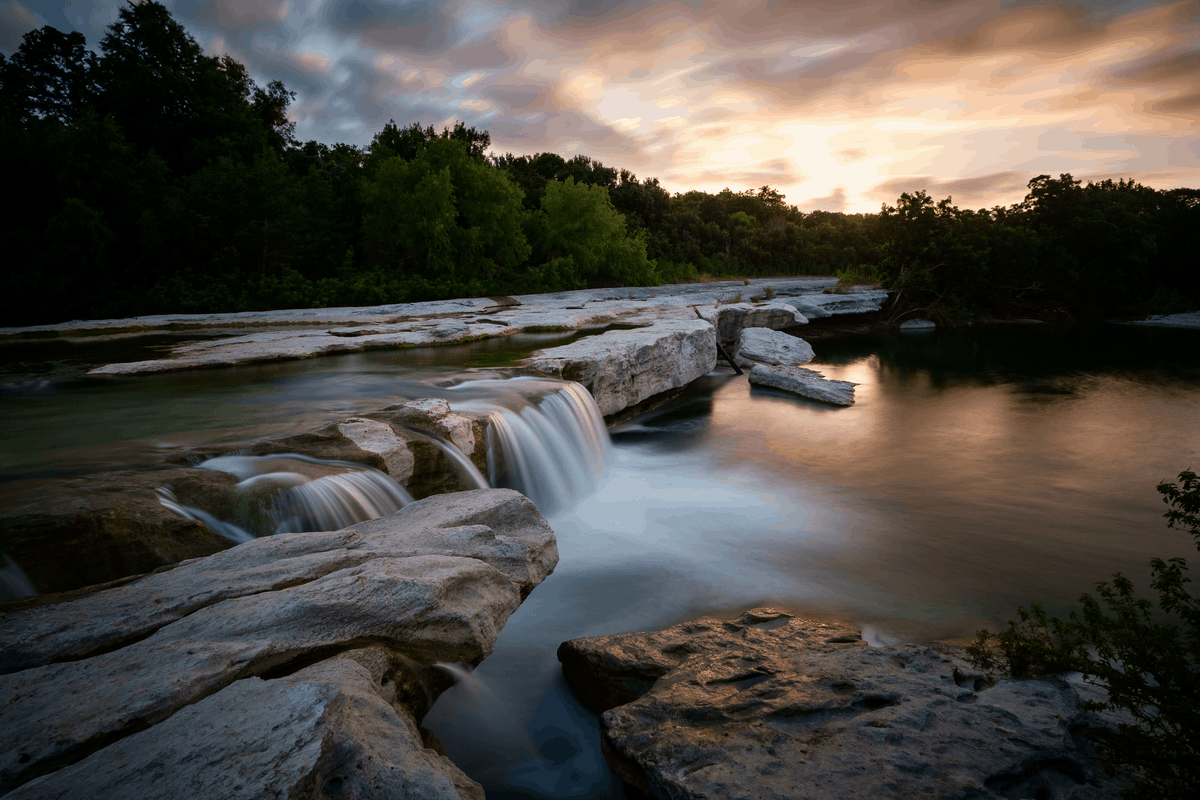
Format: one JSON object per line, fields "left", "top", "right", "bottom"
{"left": 2, "top": 322, "right": 1198, "bottom": 798}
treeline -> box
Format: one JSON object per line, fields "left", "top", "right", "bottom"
{"left": 1, "top": 2, "right": 1197, "bottom": 326}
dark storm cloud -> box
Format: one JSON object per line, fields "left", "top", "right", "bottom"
{"left": 189, "top": 0, "right": 285, "bottom": 29}
{"left": 325, "top": 0, "right": 453, "bottom": 50}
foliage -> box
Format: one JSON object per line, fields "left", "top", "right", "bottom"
{"left": 2, "top": 3, "right": 1198, "bottom": 325}
{"left": 967, "top": 471, "right": 1200, "bottom": 798}
{"left": 532, "top": 177, "right": 657, "bottom": 289}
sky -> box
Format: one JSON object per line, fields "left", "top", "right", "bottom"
{"left": 3, "top": 0, "right": 1197, "bottom": 212}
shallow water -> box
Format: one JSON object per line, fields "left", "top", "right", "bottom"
{"left": 423, "top": 323, "right": 1200, "bottom": 799}
{"left": 2, "top": 322, "right": 1198, "bottom": 797}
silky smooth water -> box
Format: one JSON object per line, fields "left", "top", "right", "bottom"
{"left": 2, "top": 323, "right": 1198, "bottom": 798}
{"left": 423, "top": 323, "right": 1200, "bottom": 799}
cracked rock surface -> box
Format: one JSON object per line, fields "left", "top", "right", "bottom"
{"left": 0, "top": 488, "right": 556, "bottom": 799}
{"left": 558, "top": 608, "right": 1121, "bottom": 800}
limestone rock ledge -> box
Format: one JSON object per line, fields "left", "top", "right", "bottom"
{"left": 0, "top": 488, "right": 557, "bottom": 799}
{"left": 523, "top": 315, "right": 717, "bottom": 418}
{"left": 558, "top": 609, "right": 1121, "bottom": 800}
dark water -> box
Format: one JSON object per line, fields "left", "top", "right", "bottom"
{"left": 0, "top": 330, "right": 587, "bottom": 480}
{"left": 423, "top": 323, "right": 1200, "bottom": 799}
{"left": 2, "top": 322, "right": 1198, "bottom": 798}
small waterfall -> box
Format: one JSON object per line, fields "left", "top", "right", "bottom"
{"left": 158, "top": 453, "right": 412, "bottom": 540}
{"left": 451, "top": 379, "right": 610, "bottom": 516}
{"left": 269, "top": 470, "right": 412, "bottom": 533}
{"left": 157, "top": 487, "right": 255, "bottom": 544}
{"left": 0, "top": 554, "right": 37, "bottom": 600}
{"left": 429, "top": 438, "right": 489, "bottom": 491}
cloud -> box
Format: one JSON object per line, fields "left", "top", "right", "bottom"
{"left": 9, "top": 0, "right": 1198, "bottom": 210}
{"left": 1, "top": 0, "right": 43, "bottom": 52}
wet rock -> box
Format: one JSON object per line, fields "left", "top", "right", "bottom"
{"left": 6, "top": 648, "right": 484, "bottom": 800}
{"left": 0, "top": 488, "right": 555, "bottom": 674}
{"left": 900, "top": 318, "right": 936, "bottom": 331}
{"left": 732, "top": 327, "right": 816, "bottom": 369}
{"left": 0, "top": 489, "right": 555, "bottom": 796}
{"left": 524, "top": 317, "right": 717, "bottom": 417}
{"left": 369, "top": 398, "right": 490, "bottom": 476}
{"left": 749, "top": 364, "right": 857, "bottom": 406}
{"left": 697, "top": 303, "right": 808, "bottom": 344}
{"left": 559, "top": 609, "right": 1119, "bottom": 800}
{"left": 195, "top": 407, "right": 485, "bottom": 500}
{"left": 0, "top": 470, "right": 237, "bottom": 595}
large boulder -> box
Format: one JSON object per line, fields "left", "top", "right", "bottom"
{"left": 524, "top": 316, "right": 717, "bottom": 417}
{"left": 749, "top": 364, "right": 857, "bottom": 406}
{"left": 0, "top": 469, "right": 237, "bottom": 595}
{"left": 0, "top": 489, "right": 556, "bottom": 797}
{"left": 559, "top": 609, "right": 1120, "bottom": 800}
{"left": 733, "top": 327, "right": 815, "bottom": 369}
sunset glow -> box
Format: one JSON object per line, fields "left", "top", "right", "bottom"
{"left": 5, "top": 0, "right": 1197, "bottom": 211}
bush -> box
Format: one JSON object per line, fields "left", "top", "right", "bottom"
{"left": 968, "top": 470, "right": 1200, "bottom": 798}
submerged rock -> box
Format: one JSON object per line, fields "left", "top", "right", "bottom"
{"left": 0, "top": 488, "right": 555, "bottom": 798}
{"left": 748, "top": 364, "right": 857, "bottom": 406}
{"left": 733, "top": 327, "right": 816, "bottom": 369}
{"left": 559, "top": 608, "right": 1120, "bottom": 800}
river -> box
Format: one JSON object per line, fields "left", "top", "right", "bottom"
{"left": 2, "top": 321, "right": 1198, "bottom": 798}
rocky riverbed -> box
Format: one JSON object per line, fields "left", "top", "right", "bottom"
{"left": 0, "top": 488, "right": 555, "bottom": 799}
{"left": 0, "top": 278, "right": 887, "bottom": 418}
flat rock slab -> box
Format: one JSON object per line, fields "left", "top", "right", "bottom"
{"left": 749, "top": 364, "right": 857, "bottom": 406}
{"left": 524, "top": 314, "right": 717, "bottom": 417}
{"left": 7, "top": 649, "right": 483, "bottom": 800}
{"left": 734, "top": 327, "right": 815, "bottom": 369}
{"left": 0, "top": 489, "right": 556, "bottom": 797}
{"left": 559, "top": 609, "right": 1119, "bottom": 800}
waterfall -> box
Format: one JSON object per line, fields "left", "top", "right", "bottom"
{"left": 450, "top": 378, "right": 610, "bottom": 517}
{"left": 156, "top": 487, "right": 255, "bottom": 544}
{"left": 158, "top": 453, "right": 412, "bottom": 539}
{"left": 0, "top": 554, "right": 37, "bottom": 600}
{"left": 429, "top": 438, "right": 489, "bottom": 491}
{"left": 268, "top": 470, "right": 412, "bottom": 533}
{"left": 155, "top": 378, "right": 608, "bottom": 541}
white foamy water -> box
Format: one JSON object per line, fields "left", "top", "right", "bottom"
{"left": 452, "top": 379, "right": 610, "bottom": 516}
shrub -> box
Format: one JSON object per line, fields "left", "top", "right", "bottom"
{"left": 967, "top": 470, "right": 1200, "bottom": 798}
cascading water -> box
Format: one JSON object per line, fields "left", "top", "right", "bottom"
{"left": 155, "top": 378, "right": 610, "bottom": 542}
{"left": 268, "top": 470, "right": 413, "bottom": 533}
{"left": 156, "top": 486, "right": 255, "bottom": 543}
{"left": 158, "top": 453, "right": 412, "bottom": 538}
{"left": 451, "top": 379, "right": 610, "bottom": 517}
{"left": 0, "top": 554, "right": 37, "bottom": 600}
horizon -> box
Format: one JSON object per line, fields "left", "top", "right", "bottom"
{"left": 3, "top": 0, "right": 1197, "bottom": 213}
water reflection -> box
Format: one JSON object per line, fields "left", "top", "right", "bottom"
{"left": 425, "top": 324, "right": 1200, "bottom": 799}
